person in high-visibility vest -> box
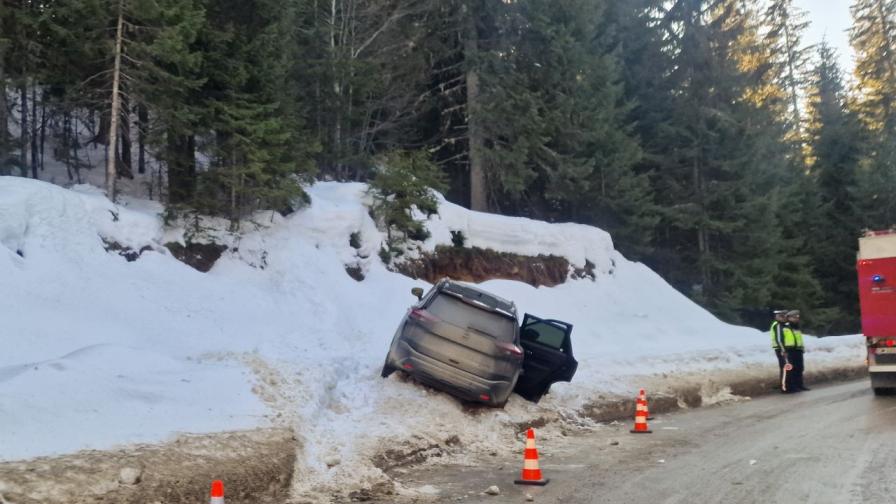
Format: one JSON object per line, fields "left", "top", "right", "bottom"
{"left": 781, "top": 310, "right": 810, "bottom": 393}
{"left": 770, "top": 310, "right": 788, "bottom": 387}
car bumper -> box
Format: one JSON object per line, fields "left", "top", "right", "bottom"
{"left": 391, "top": 340, "right": 515, "bottom": 404}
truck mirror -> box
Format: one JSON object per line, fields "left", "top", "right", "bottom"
{"left": 411, "top": 287, "right": 424, "bottom": 300}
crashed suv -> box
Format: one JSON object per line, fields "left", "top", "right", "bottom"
{"left": 381, "top": 278, "right": 578, "bottom": 406}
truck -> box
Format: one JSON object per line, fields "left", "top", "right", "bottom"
{"left": 857, "top": 229, "right": 896, "bottom": 395}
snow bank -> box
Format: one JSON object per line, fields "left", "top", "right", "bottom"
{"left": 0, "top": 176, "right": 864, "bottom": 499}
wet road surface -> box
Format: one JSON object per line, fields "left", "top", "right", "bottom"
{"left": 377, "top": 380, "right": 896, "bottom": 504}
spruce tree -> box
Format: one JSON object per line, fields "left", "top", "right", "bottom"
{"left": 763, "top": 0, "right": 813, "bottom": 137}
{"left": 805, "top": 41, "right": 864, "bottom": 332}
{"left": 188, "top": 0, "right": 316, "bottom": 226}
{"left": 641, "top": 0, "right": 792, "bottom": 321}
{"left": 851, "top": 0, "right": 896, "bottom": 228}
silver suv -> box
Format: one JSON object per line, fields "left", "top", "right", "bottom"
{"left": 381, "top": 279, "right": 577, "bottom": 406}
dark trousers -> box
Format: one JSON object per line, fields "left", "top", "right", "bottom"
{"left": 775, "top": 350, "right": 786, "bottom": 386}
{"left": 784, "top": 349, "right": 805, "bottom": 391}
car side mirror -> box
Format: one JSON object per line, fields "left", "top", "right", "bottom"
{"left": 411, "top": 287, "right": 424, "bottom": 300}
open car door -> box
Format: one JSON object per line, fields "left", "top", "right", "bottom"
{"left": 514, "top": 314, "right": 578, "bottom": 403}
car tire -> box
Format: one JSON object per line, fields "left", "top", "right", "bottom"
{"left": 381, "top": 358, "right": 396, "bottom": 378}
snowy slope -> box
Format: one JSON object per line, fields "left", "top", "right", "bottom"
{"left": 0, "top": 176, "right": 863, "bottom": 497}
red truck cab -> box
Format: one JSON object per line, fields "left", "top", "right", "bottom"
{"left": 858, "top": 230, "right": 896, "bottom": 394}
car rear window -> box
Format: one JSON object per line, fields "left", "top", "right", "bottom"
{"left": 427, "top": 294, "right": 517, "bottom": 341}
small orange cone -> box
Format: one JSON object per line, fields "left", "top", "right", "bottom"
{"left": 638, "top": 388, "right": 654, "bottom": 420}
{"left": 514, "top": 428, "right": 549, "bottom": 486}
{"left": 630, "top": 395, "right": 653, "bottom": 434}
{"left": 210, "top": 480, "right": 225, "bottom": 504}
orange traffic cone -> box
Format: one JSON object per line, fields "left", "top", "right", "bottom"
{"left": 210, "top": 480, "right": 225, "bottom": 504}
{"left": 638, "top": 388, "right": 654, "bottom": 420}
{"left": 630, "top": 395, "right": 653, "bottom": 434}
{"left": 514, "top": 428, "right": 550, "bottom": 486}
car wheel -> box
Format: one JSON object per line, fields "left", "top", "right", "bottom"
{"left": 381, "top": 358, "right": 396, "bottom": 378}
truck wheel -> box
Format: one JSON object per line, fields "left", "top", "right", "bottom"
{"left": 381, "top": 358, "right": 396, "bottom": 378}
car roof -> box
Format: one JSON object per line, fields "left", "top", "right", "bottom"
{"left": 438, "top": 279, "right": 517, "bottom": 318}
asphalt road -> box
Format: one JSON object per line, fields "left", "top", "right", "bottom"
{"left": 378, "top": 379, "right": 896, "bottom": 504}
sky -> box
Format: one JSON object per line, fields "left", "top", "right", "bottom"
{"left": 796, "top": 0, "right": 854, "bottom": 76}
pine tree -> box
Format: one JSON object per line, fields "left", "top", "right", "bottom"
{"left": 186, "top": 0, "right": 317, "bottom": 226}
{"left": 763, "top": 0, "right": 813, "bottom": 137}
{"left": 803, "top": 41, "right": 864, "bottom": 332}
{"left": 639, "top": 0, "right": 794, "bottom": 320}
{"left": 462, "top": 0, "right": 651, "bottom": 255}
{"left": 851, "top": 0, "right": 896, "bottom": 228}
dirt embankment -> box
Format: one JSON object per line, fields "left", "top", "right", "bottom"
{"left": 0, "top": 428, "right": 296, "bottom": 504}
{"left": 395, "top": 245, "right": 595, "bottom": 288}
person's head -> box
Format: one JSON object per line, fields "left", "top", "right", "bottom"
{"left": 774, "top": 310, "right": 788, "bottom": 322}
{"left": 785, "top": 310, "right": 800, "bottom": 324}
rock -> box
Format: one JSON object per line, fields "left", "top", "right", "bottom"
{"left": 526, "top": 493, "right": 535, "bottom": 501}
{"left": 118, "top": 467, "right": 142, "bottom": 485}
{"left": 609, "top": 440, "right": 620, "bottom": 446}
{"left": 484, "top": 485, "right": 500, "bottom": 495}
{"left": 324, "top": 455, "right": 341, "bottom": 468}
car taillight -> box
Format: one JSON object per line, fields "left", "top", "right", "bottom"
{"left": 888, "top": 340, "right": 895, "bottom": 347}
{"left": 479, "top": 393, "right": 491, "bottom": 401}
{"left": 496, "top": 341, "right": 524, "bottom": 359}
{"left": 409, "top": 308, "right": 439, "bottom": 322}
{"left": 403, "top": 363, "right": 414, "bottom": 370}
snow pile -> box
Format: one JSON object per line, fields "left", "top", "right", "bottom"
{"left": 0, "top": 176, "right": 863, "bottom": 499}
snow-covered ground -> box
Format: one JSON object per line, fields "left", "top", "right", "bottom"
{"left": 0, "top": 175, "right": 864, "bottom": 499}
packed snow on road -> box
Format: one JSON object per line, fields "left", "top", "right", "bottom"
{"left": 0, "top": 176, "right": 863, "bottom": 497}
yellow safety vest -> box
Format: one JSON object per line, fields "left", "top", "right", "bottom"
{"left": 781, "top": 325, "right": 804, "bottom": 350}
{"left": 770, "top": 321, "right": 784, "bottom": 350}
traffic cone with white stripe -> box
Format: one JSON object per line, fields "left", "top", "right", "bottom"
{"left": 630, "top": 394, "right": 653, "bottom": 434}
{"left": 514, "top": 428, "right": 550, "bottom": 486}
{"left": 638, "top": 388, "right": 654, "bottom": 420}
{"left": 210, "top": 480, "right": 225, "bottom": 504}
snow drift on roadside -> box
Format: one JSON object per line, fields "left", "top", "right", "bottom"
{"left": 0, "top": 176, "right": 863, "bottom": 499}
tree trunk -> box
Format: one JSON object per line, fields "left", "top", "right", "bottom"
{"left": 63, "top": 112, "right": 74, "bottom": 182}
{"left": 782, "top": 14, "right": 802, "bottom": 134}
{"left": 331, "top": 0, "right": 343, "bottom": 179}
{"left": 137, "top": 103, "right": 147, "bottom": 174}
{"left": 30, "top": 85, "right": 38, "bottom": 178}
{"left": 693, "top": 155, "right": 710, "bottom": 290}
{"left": 0, "top": 60, "right": 7, "bottom": 173}
{"left": 40, "top": 98, "right": 47, "bottom": 171}
{"left": 119, "top": 93, "right": 133, "bottom": 179}
{"left": 464, "top": 1, "right": 487, "bottom": 212}
{"left": 166, "top": 131, "right": 196, "bottom": 204}
{"left": 19, "top": 84, "right": 28, "bottom": 176}
{"left": 73, "top": 116, "right": 82, "bottom": 184}
{"left": 106, "top": 0, "right": 125, "bottom": 199}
